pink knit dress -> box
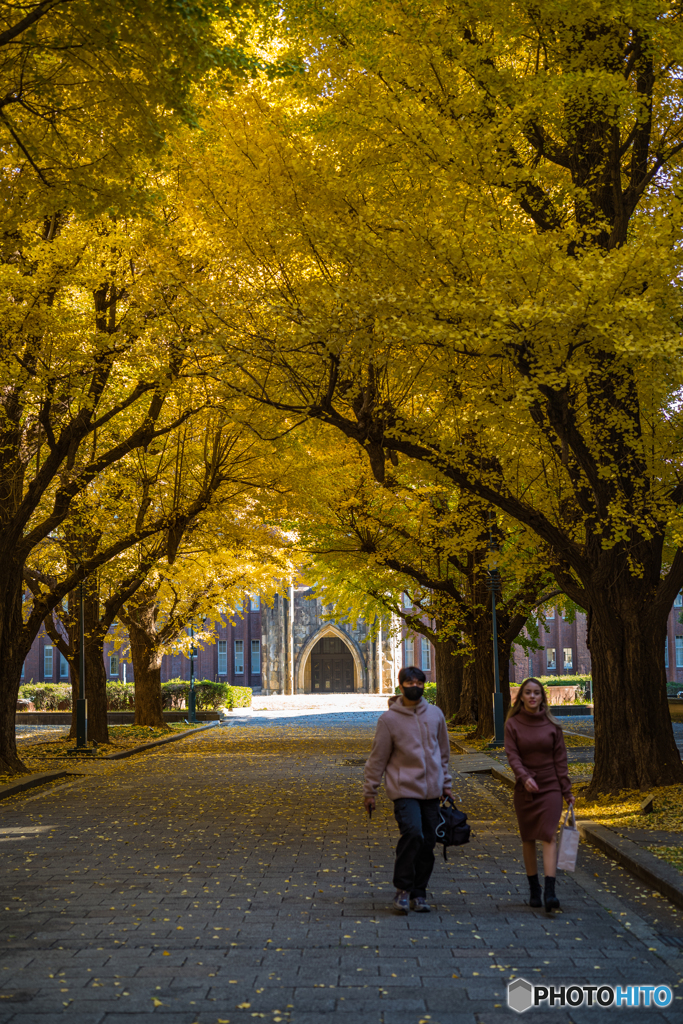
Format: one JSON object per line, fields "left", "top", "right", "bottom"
{"left": 504, "top": 710, "right": 572, "bottom": 843}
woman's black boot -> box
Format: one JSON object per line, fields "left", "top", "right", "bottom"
{"left": 544, "top": 876, "right": 560, "bottom": 912}
{"left": 527, "top": 874, "right": 542, "bottom": 908}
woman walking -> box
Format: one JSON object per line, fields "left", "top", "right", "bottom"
{"left": 504, "top": 677, "right": 574, "bottom": 912}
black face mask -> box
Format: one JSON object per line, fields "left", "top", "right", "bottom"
{"left": 402, "top": 685, "right": 424, "bottom": 701}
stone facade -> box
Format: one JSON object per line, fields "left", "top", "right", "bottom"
{"left": 261, "top": 586, "right": 400, "bottom": 694}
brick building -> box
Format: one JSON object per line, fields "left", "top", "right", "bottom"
{"left": 510, "top": 595, "right": 683, "bottom": 688}
{"left": 21, "top": 590, "right": 683, "bottom": 693}
{"left": 397, "top": 593, "right": 436, "bottom": 683}
{"left": 21, "top": 589, "right": 402, "bottom": 695}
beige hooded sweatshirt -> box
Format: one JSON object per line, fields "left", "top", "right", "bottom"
{"left": 363, "top": 695, "right": 452, "bottom": 801}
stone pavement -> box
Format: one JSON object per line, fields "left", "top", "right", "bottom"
{"left": 0, "top": 708, "right": 681, "bottom": 1024}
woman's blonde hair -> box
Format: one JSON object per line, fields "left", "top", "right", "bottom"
{"left": 506, "top": 677, "right": 559, "bottom": 724}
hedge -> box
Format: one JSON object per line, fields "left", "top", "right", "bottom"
{"left": 18, "top": 683, "right": 72, "bottom": 710}
{"left": 532, "top": 674, "right": 591, "bottom": 687}
{"left": 18, "top": 679, "right": 251, "bottom": 711}
{"left": 161, "top": 679, "right": 252, "bottom": 710}
{"left": 105, "top": 682, "right": 135, "bottom": 710}
{"left": 227, "top": 684, "right": 252, "bottom": 709}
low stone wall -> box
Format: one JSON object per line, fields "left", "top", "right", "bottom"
{"left": 510, "top": 684, "right": 579, "bottom": 705}
{"left": 15, "top": 710, "right": 220, "bottom": 724}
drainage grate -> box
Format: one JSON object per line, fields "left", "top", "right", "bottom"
{"left": 656, "top": 934, "right": 683, "bottom": 948}
{"left": 338, "top": 758, "right": 367, "bottom": 767}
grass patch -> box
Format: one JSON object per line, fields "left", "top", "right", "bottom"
{"left": 576, "top": 784, "right": 683, "bottom": 834}
{"left": 567, "top": 762, "right": 594, "bottom": 777}
{"left": 8, "top": 723, "right": 201, "bottom": 769}
{"left": 449, "top": 729, "right": 593, "bottom": 750}
{"left": 646, "top": 845, "right": 683, "bottom": 874}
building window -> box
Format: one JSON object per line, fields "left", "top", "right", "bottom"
{"left": 60, "top": 653, "right": 69, "bottom": 678}
{"left": 43, "top": 645, "right": 53, "bottom": 678}
{"left": 251, "top": 639, "right": 261, "bottom": 674}
{"left": 21, "top": 661, "right": 25, "bottom": 679}
{"left": 404, "top": 636, "right": 414, "bottom": 665}
{"left": 563, "top": 648, "right": 573, "bottom": 672}
{"left": 250, "top": 596, "right": 260, "bottom": 611}
{"left": 217, "top": 640, "right": 227, "bottom": 676}
{"left": 546, "top": 647, "right": 556, "bottom": 671}
{"left": 676, "top": 636, "right": 683, "bottom": 668}
{"left": 546, "top": 607, "right": 555, "bottom": 619}
{"left": 109, "top": 655, "right": 118, "bottom": 677}
{"left": 403, "top": 593, "right": 411, "bottom": 609}
{"left": 675, "top": 592, "right": 683, "bottom": 608}
{"left": 421, "top": 637, "right": 431, "bottom": 671}
{"left": 234, "top": 640, "right": 244, "bottom": 674}
{"left": 665, "top": 639, "right": 669, "bottom": 669}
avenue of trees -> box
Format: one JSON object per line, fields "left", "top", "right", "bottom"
{"left": 3, "top": 1, "right": 683, "bottom": 795}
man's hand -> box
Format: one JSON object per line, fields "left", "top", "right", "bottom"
{"left": 442, "top": 788, "right": 452, "bottom": 800}
{"left": 523, "top": 777, "right": 540, "bottom": 793}
{"left": 566, "top": 794, "right": 576, "bottom": 807}
{"left": 364, "top": 796, "right": 375, "bottom": 816}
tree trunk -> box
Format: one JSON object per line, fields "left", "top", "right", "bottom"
{"left": 68, "top": 579, "right": 109, "bottom": 744}
{"left": 126, "top": 592, "right": 167, "bottom": 728}
{"left": 472, "top": 612, "right": 495, "bottom": 739}
{"left": 434, "top": 636, "right": 463, "bottom": 720}
{"left": 453, "top": 658, "right": 477, "bottom": 725}
{"left": 587, "top": 599, "right": 683, "bottom": 795}
{"left": 0, "top": 564, "right": 31, "bottom": 774}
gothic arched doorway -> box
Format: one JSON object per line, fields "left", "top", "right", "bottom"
{"left": 310, "top": 635, "right": 355, "bottom": 692}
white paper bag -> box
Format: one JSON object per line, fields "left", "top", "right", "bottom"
{"left": 556, "top": 807, "right": 579, "bottom": 872}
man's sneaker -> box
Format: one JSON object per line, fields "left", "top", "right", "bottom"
{"left": 393, "top": 889, "right": 410, "bottom": 914}
{"left": 410, "top": 897, "right": 431, "bottom": 913}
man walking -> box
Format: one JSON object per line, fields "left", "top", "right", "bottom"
{"left": 364, "top": 666, "right": 452, "bottom": 913}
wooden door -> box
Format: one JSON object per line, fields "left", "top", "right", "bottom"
{"left": 310, "top": 636, "right": 354, "bottom": 692}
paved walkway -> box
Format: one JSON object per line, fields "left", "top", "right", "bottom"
{"left": 0, "top": 710, "right": 681, "bottom": 1023}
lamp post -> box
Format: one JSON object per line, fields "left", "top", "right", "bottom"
{"left": 187, "top": 621, "right": 198, "bottom": 724}
{"left": 488, "top": 510, "right": 505, "bottom": 748}
{"left": 76, "top": 579, "right": 88, "bottom": 748}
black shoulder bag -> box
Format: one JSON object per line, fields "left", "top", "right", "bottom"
{"left": 435, "top": 796, "right": 471, "bottom": 859}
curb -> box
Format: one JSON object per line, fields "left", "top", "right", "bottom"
{"left": 104, "top": 721, "right": 219, "bottom": 760}
{"left": 451, "top": 736, "right": 591, "bottom": 788}
{"left": 452, "top": 737, "right": 517, "bottom": 786}
{"left": 0, "top": 770, "right": 69, "bottom": 803}
{"left": 578, "top": 821, "right": 683, "bottom": 911}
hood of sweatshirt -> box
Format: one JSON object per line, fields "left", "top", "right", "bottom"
{"left": 387, "top": 694, "right": 426, "bottom": 714}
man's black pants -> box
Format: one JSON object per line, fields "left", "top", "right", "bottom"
{"left": 392, "top": 797, "right": 440, "bottom": 897}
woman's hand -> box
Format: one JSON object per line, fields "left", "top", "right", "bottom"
{"left": 566, "top": 794, "right": 576, "bottom": 807}
{"left": 523, "top": 776, "right": 539, "bottom": 793}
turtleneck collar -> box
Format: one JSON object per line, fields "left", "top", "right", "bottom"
{"left": 516, "top": 708, "right": 548, "bottom": 725}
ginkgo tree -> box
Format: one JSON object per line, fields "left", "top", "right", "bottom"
{"left": 0, "top": 207, "right": 214, "bottom": 774}
{"left": 120, "top": 521, "right": 296, "bottom": 727}
{"left": 294, "top": 428, "right": 559, "bottom": 730}
{"left": 174, "top": 0, "right": 683, "bottom": 792}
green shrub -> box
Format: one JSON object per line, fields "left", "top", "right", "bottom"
{"left": 161, "top": 679, "right": 241, "bottom": 710}
{"left": 18, "top": 683, "right": 72, "bottom": 710}
{"left": 161, "top": 680, "right": 187, "bottom": 708}
{"left": 196, "top": 681, "right": 231, "bottom": 710}
{"left": 532, "top": 674, "right": 592, "bottom": 688}
{"left": 105, "top": 682, "right": 135, "bottom": 710}
{"left": 226, "top": 684, "right": 252, "bottom": 709}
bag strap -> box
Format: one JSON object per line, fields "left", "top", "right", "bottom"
{"left": 562, "top": 807, "right": 576, "bottom": 829}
